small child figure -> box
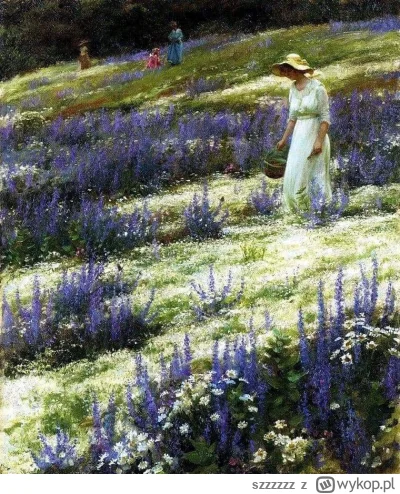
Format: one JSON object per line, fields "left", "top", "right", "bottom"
{"left": 78, "top": 41, "right": 91, "bottom": 70}
{"left": 146, "top": 48, "right": 162, "bottom": 69}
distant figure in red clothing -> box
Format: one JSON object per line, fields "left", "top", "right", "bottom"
{"left": 146, "top": 48, "right": 162, "bottom": 69}
{"left": 78, "top": 40, "right": 91, "bottom": 70}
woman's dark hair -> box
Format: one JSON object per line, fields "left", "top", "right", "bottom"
{"left": 280, "top": 63, "right": 309, "bottom": 74}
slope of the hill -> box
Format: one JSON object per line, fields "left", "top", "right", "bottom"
{"left": 0, "top": 23, "right": 399, "bottom": 120}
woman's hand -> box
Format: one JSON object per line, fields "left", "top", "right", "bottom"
{"left": 276, "top": 139, "right": 286, "bottom": 151}
{"left": 308, "top": 138, "right": 323, "bottom": 159}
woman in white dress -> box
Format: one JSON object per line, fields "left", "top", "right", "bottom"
{"left": 273, "top": 54, "right": 332, "bottom": 211}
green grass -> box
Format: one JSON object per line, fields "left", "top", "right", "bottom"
{"left": 0, "top": 24, "right": 399, "bottom": 119}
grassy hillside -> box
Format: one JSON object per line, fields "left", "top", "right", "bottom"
{"left": 0, "top": 24, "right": 399, "bottom": 119}
{"left": 1, "top": 21, "right": 400, "bottom": 473}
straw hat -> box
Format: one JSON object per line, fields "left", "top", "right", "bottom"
{"left": 272, "top": 54, "right": 314, "bottom": 76}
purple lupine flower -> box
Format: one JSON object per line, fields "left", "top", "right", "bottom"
{"left": 27, "top": 276, "right": 41, "bottom": 346}
{"left": 382, "top": 282, "right": 395, "bottom": 324}
{"left": 332, "top": 268, "right": 345, "bottom": 347}
{"left": 170, "top": 344, "right": 182, "bottom": 381}
{"left": 244, "top": 329, "right": 258, "bottom": 393}
{"left": 103, "top": 71, "right": 144, "bottom": 86}
{"left": 90, "top": 396, "right": 109, "bottom": 467}
{"left": 186, "top": 78, "right": 224, "bottom": 98}
{"left": 32, "top": 428, "right": 81, "bottom": 473}
{"left": 182, "top": 334, "right": 192, "bottom": 377}
{"left": 203, "top": 422, "right": 212, "bottom": 444}
{"left": 339, "top": 404, "right": 370, "bottom": 473}
{"left": 1, "top": 296, "right": 16, "bottom": 346}
{"left": 222, "top": 341, "right": 231, "bottom": 375}
{"left": 383, "top": 356, "right": 400, "bottom": 401}
{"left": 298, "top": 309, "right": 310, "bottom": 372}
{"left": 190, "top": 265, "right": 244, "bottom": 320}
{"left": 299, "top": 392, "right": 312, "bottom": 433}
{"left": 354, "top": 283, "right": 362, "bottom": 320}
{"left": 249, "top": 179, "right": 281, "bottom": 216}
{"left": 370, "top": 257, "right": 379, "bottom": 319}
{"left": 104, "top": 394, "right": 116, "bottom": 444}
{"left": 159, "top": 353, "right": 168, "bottom": 386}
{"left": 231, "top": 430, "right": 243, "bottom": 458}
{"left": 144, "top": 387, "right": 159, "bottom": 431}
{"left": 310, "top": 282, "right": 331, "bottom": 424}
{"left": 217, "top": 404, "right": 230, "bottom": 455}
{"left": 303, "top": 181, "right": 348, "bottom": 228}
{"left": 330, "top": 16, "right": 400, "bottom": 34}
{"left": 184, "top": 183, "right": 228, "bottom": 241}
{"left": 29, "top": 77, "right": 51, "bottom": 90}
{"left": 212, "top": 341, "right": 222, "bottom": 384}
{"left": 233, "top": 337, "right": 247, "bottom": 377}
{"left": 126, "top": 383, "right": 142, "bottom": 428}
{"left": 264, "top": 311, "right": 273, "bottom": 332}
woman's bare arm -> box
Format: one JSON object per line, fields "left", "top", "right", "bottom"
{"left": 309, "top": 121, "right": 329, "bottom": 157}
{"left": 277, "top": 119, "right": 296, "bottom": 150}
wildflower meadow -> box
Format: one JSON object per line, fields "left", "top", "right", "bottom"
{"left": 0, "top": 17, "right": 400, "bottom": 475}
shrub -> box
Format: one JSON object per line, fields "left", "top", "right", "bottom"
{"left": 249, "top": 179, "right": 281, "bottom": 216}
{"left": 302, "top": 183, "right": 349, "bottom": 228}
{"left": 28, "top": 77, "right": 51, "bottom": 90}
{"left": 1, "top": 264, "right": 157, "bottom": 371}
{"left": 1, "top": 195, "right": 158, "bottom": 266}
{"left": 190, "top": 265, "right": 245, "bottom": 320}
{"left": 186, "top": 78, "right": 225, "bottom": 98}
{"left": 72, "top": 198, "right": 158, "bottom": 257}
{"left": 13, "top": 111, "right": 45, "bottom": 143}
{"left": 32, "top": 428, "right": 83, "bottom": 474}
{"left": 184, "top": 183, "right": 229, "bottom": 241}
{"left": 240, "top": 243, "right": 266, "bottom": 263}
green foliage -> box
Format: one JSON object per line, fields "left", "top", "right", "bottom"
{"left": 240, "top": 243, "right": 266, "bottom": 263}
{"left": 183, "top": 439, "right": 218, "bottom": 473}
{"left": 13, "top": 112, "right": 46, "bottom": 143}
{"left": 263, "top": 329, "right": 306, "bottom": 424}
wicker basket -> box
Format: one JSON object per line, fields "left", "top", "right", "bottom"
{"left": 264, "top": 161, "right": 286, "bottom": 179}
{"left": 262, "top": 147, "right": 288, "bottom": 179}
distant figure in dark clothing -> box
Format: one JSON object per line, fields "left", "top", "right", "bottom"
{"left": 78, "top": 41, "right": 91, "bottom": 70}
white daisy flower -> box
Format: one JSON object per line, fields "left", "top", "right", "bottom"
{"left": 226, "top": 369, "right": 238, "bottom": 379}
{"left": 179, "top": 423, "right": 190, "bottom": 435}
{"left": 163, "top": 454, "right": 174, "bottom": 466}
{"left": 340, "top": 353, "right": 353, "bottom": 365}
{"left": 138, "top": 461, "right": 148, "bottom": 471}
{"left": 253, "top": 448, "right": 267, "bottom": 463}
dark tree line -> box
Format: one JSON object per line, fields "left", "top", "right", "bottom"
{"left": 0, "top": 0, "right": 399, "bottom": 79}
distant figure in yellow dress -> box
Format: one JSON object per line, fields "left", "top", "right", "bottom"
{"left": 78, "top": 41, "right": 91, "bottom": 70}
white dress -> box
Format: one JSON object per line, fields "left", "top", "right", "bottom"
{"left": 283, "top": 79, "right": 332, "bottom": 211}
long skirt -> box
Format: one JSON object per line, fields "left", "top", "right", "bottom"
{"left": 283, "top": 118, "right": 331, "bottom": 211}
{"left": 167, "top": 42, "right": 183, "bottom": 65}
